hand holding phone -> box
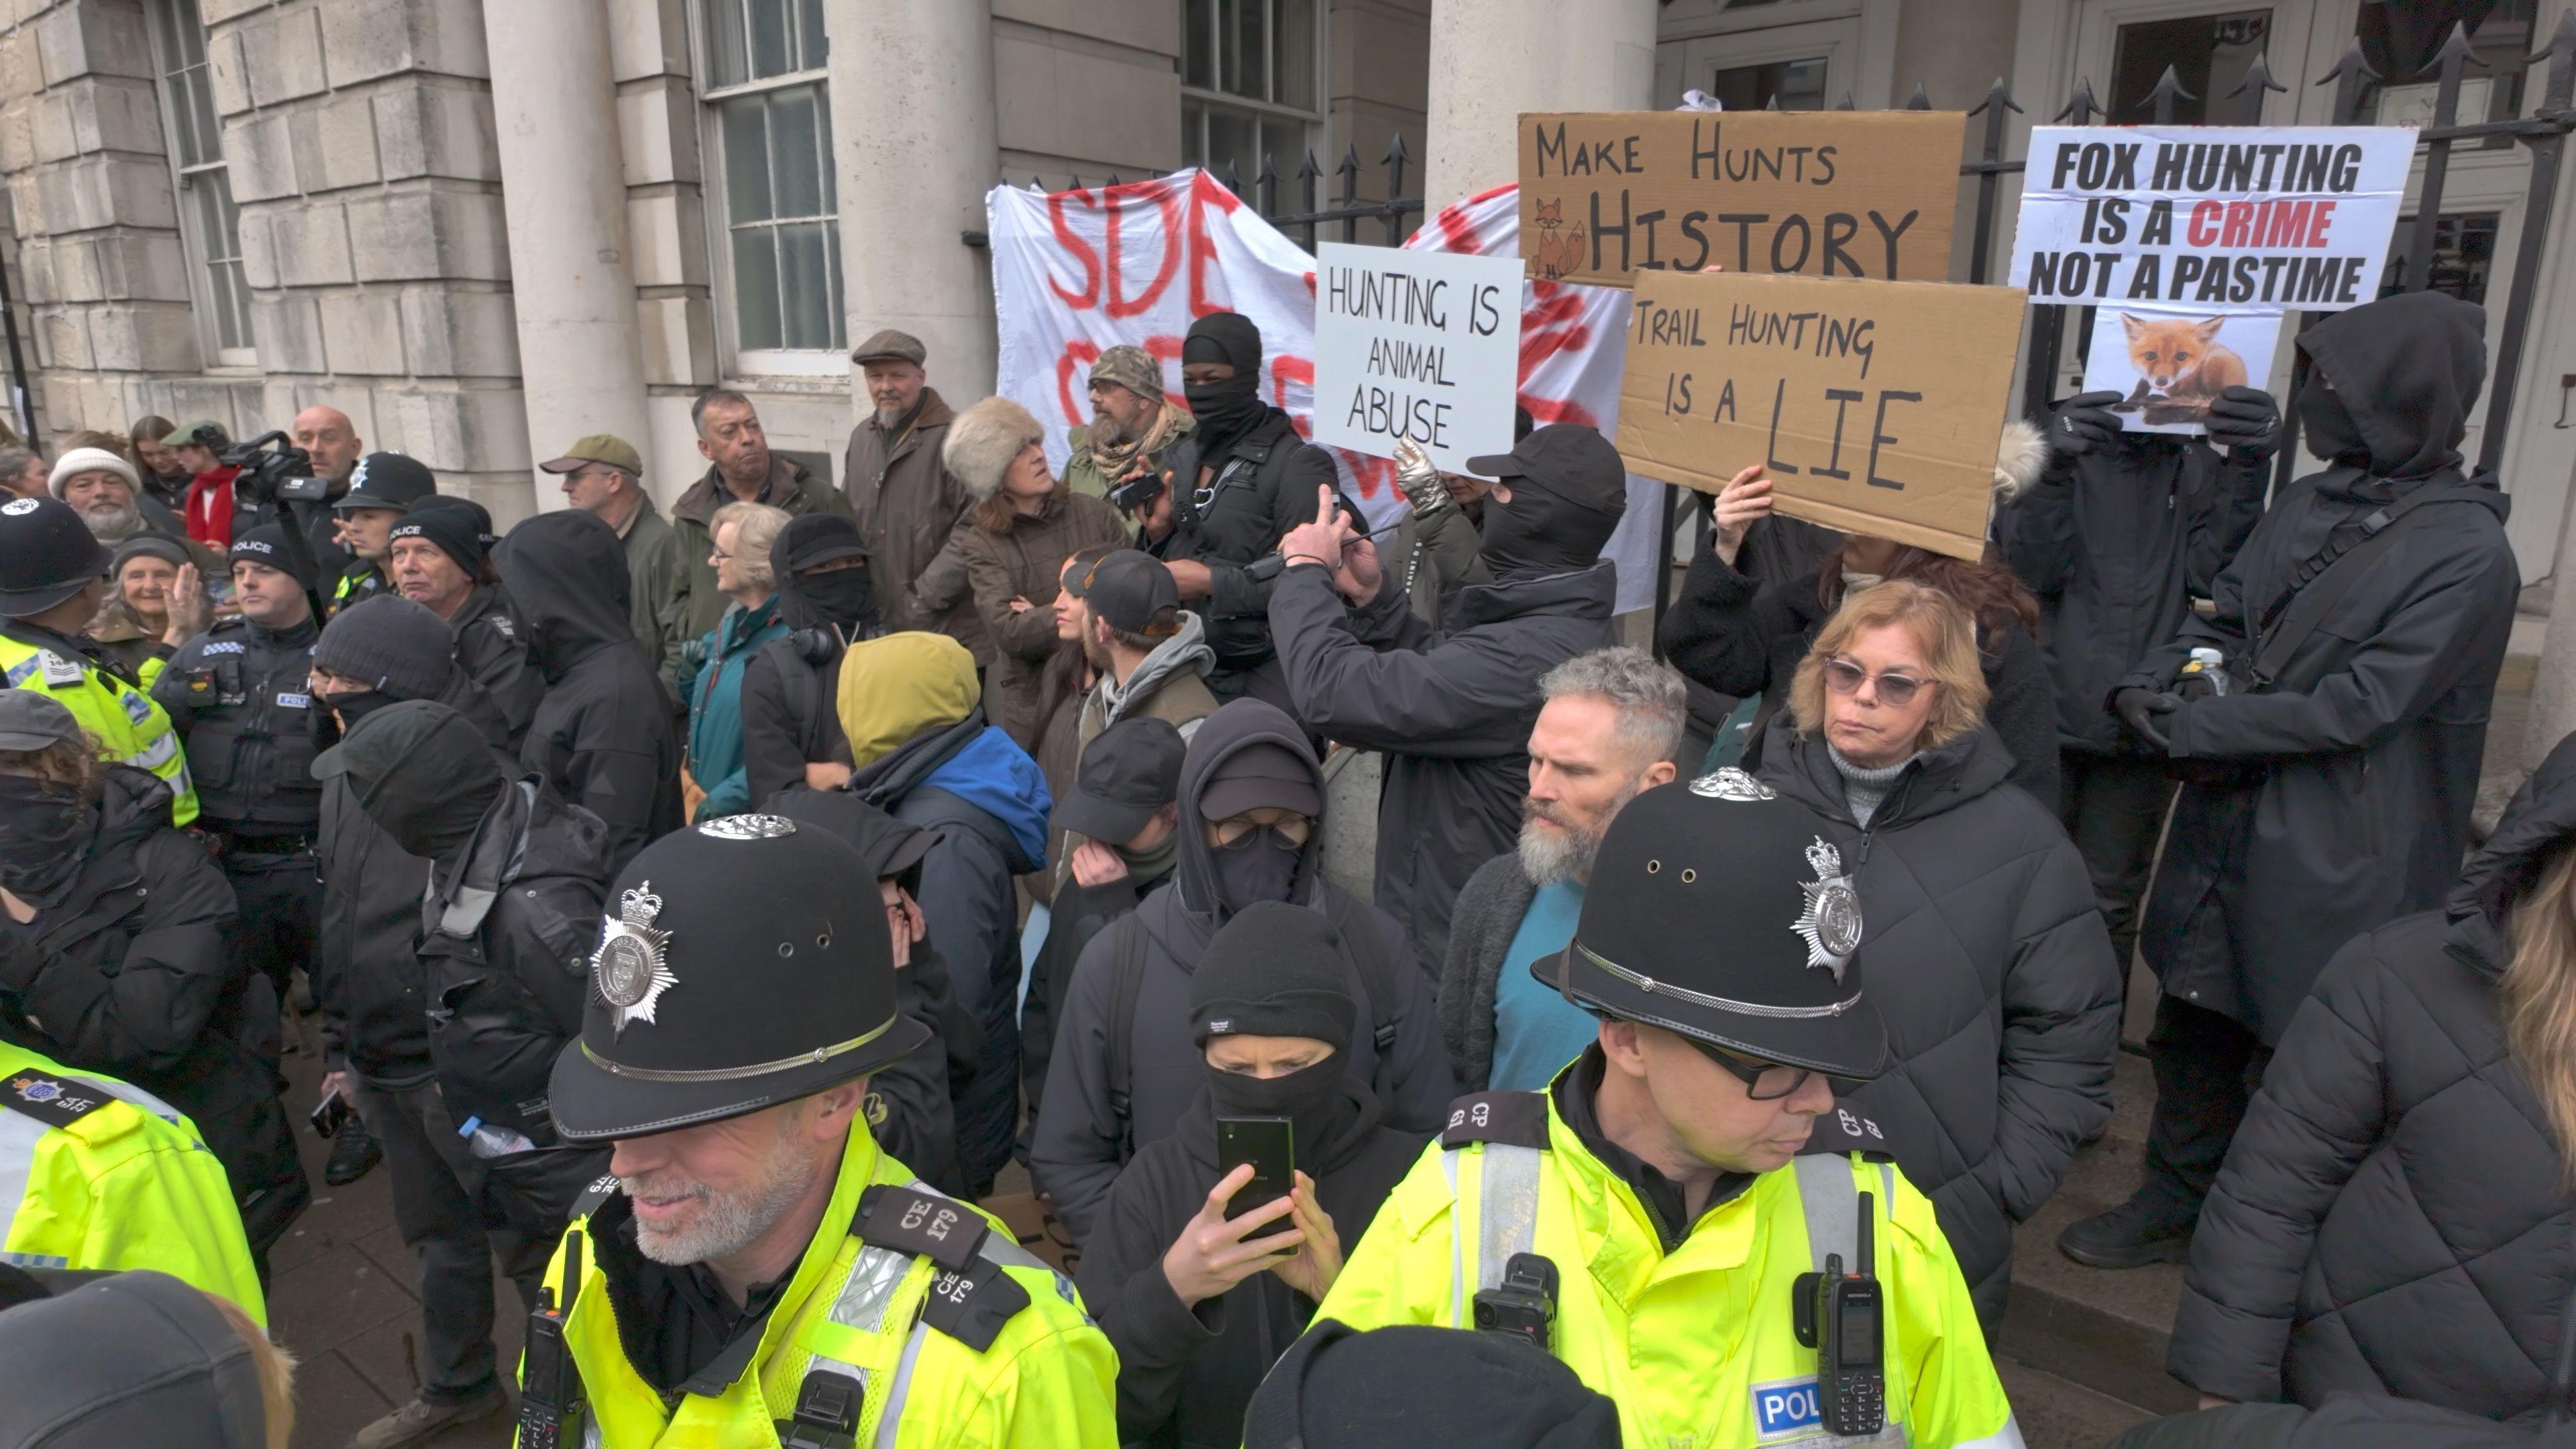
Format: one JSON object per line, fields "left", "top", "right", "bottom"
{"left": 1160, "top": 1161, "right": 1302, "bottom": 1308}
{"left": 309, "top": 1087, "right": 353, "bottom": 1140}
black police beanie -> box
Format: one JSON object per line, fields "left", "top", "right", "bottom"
{"left": 227, "top": 524, "right": 315, "bottom": 592}
{"left": 1244, "top": 1321, "right": 1621, "bottom": 1449}
{"left": 1188, "top": 900, "right": 1356, "bottom": 1051}
{"left": 389, "top": 497, "right": 485, "bottom": 576}
{"left": 313, "top": 594, "right": 454, "bottom": 700}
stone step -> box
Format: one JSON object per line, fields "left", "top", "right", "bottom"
{"left": 1997, "top": 1354, "right": 2160, "bottom": 1449}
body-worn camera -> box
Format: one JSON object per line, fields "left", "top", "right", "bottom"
{"left": 1792, "top": 1192, "right": 1886, "bottom": 1437}
{"left": 219, "top": 429, "right": 330, "bottom": 505}
{"left": 1472, "top": 1250, "right": 1560, "bottom": 1354}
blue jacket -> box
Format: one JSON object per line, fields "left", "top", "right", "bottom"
{"left": 684, "top": 597, "right": 789, "bottom": 820}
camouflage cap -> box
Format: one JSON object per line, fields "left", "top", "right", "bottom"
{"left": 1088, "top": 345, "right": 1165, "bottom": 402}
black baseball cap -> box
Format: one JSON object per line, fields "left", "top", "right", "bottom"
{"left": 1534, "top": 767, "right": 1888, "bottom": 1080}
{"left": 1464, "top": 423, "right": 1627, "bottom": 518}
{"left": 335, "top": 452, "right": 437, "bottom": 513}
{"left": 1077, "top": 549, "right": 1181, "bottom": 637}
{"left": 1053, "top": 716, "right": 1186, "bottom": 844}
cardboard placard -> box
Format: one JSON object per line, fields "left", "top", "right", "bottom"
{"left": 1517, "top": 110, "right": 1969, "bottom": 288}
{"left": 1615, "top": 270, "right": 2025, "bottom": 561}
{"left": 1312, "top": 241, "right": 1525, "bottom": 473}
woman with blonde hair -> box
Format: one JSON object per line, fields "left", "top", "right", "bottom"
{"left": 1754, "top": 579, "right": 2121, "bottom": 1329}
{"left": 2170, "top": 729, "right": 2576, "bottom": 1420}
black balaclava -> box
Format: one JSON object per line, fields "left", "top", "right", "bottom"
{"left": 769, "top": 514, "right": 881, "bottom": 636}
{"left": 1478, "top": 484, "right": 1622, "bottom": 578}
{"left": 1192, "top": 900, "right": 1360, "bottom": 1159}
{"left": 1183, "top": 312, "right": 1267, "bottom": 454}
{"left": 322, "top": 699, "right": 508, "bottom": 860}
{"left": 0, "top": 775, "right": 97, "bottom": 907}
{"left": 2296, "top": 368, "right": 2369, "bottom": 468}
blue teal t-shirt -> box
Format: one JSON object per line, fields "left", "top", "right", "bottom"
{"left": 1487, "top": 879, "right": 1595, "bottom": 1093}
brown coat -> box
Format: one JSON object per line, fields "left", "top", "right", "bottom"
{"left": 669, "top": 454, "right": 848, "bottom": 643}
{"left": 940, "top": 488, "right": 1130, "bottom": 745}
{"left": 843, "top": 388, "right": 987, "bottom": 661}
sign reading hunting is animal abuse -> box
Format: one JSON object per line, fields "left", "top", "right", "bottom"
{"left": 1312, "top": 241, "right": 1524, "bottom": 475}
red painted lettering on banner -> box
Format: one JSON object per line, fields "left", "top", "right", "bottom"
{"left": 1106, "top": 179, "right": 1185, "bottom": 319}
{"left": 1048, "top": 191, "right": 1102, "bottom": 309}
{"left": 1185, "top": 174, "right": 1245, "bottom": 317}
{"left": 1053, "top": 339, "right": 1103, "bottom": 425}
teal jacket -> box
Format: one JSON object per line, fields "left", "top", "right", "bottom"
{"left": 683, "top": 596, "right": 790, "bottom": 820}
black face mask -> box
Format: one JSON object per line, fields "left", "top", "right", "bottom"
{"left": 1478, "top": 482, "right": 1621, "bottom": 579}
{"left": 311, "top": 688, "right": 397, "bottom": 750}
{"left": 0, "top": 775, "right": 97, "bottom": 908}
{"left": 2298, "top": 381, "right": 2369, "bottom": 468}
{"left": 783, "top": 565, "right": 879, "bottom": 635}
{"left": 1205, "top": 1051, "right": 1351, "bottom": 1175}
{"left": 1185, "top": 372, "right": 1265, "bottom": 444}
{"left": 1210, "top": 825, "right": 1303, "bottom": 913}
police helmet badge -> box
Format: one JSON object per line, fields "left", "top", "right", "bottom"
{"left": 1793, "top": 837, "right": 1864, "bottom": 982}
{"left": 1688, "top": 767, "right": 1776, "bottom": 802}
{"left": 591, "top": 880, "right": 678, "bottom": 1035}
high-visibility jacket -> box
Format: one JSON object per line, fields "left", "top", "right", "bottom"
{"left": 523, "top": 1126, "right": 1116, "bottom": 1448}
{"left": 1313, "top": 1088, "right": 2025, "bottom": 1449}
{"left": 0, "top": 625, "right": 198, "bottom": 825}
{"left": 0, "top": 1039, "right": 263, "bottom": 1324}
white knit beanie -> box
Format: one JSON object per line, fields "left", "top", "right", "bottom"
{"left": 48, "top": 446, "right": 140, "bottom": 498}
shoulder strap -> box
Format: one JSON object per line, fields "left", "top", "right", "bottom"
{"left": 2246, "top": 485, "right": 2488, "bottom": 690}
{"left": 1104, "top": 922, "right": 1150, "bottom": 1156}
{"left": 1791, "top": 1154, "right": 1896, "bottom": 1275}
{"left": 1439, "top": 1091, "right": 1552, "bottom": 1150}
{"left": 1342, "top": 908, "right": 1406, "bottom": 1062}
{"left": 851, "top": 1182, "right": 1040, "bottom": 1354}
{"left": 0, "top": 1068, "right": 117, "bottom": 1130}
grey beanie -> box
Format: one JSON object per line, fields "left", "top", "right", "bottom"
{"left": 312, "top": 594, "right": 455, "bottom": 700}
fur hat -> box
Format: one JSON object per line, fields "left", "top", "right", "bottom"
{"left": 943, "top": 395, "right": 1046, "bottom": 502}
{"left": 1990, "top": 417, "right": 2049, "bottom": 502}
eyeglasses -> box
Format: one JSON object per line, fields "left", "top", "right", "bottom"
{"left": 1212, "top": 813, "right": 1313, "bottom": 849}
{"left": 1821, "top": 657, "right": 1928, "bottom": 708}
{"left": 1692, "top": 1040, "right": 1848, "bottom": 1101}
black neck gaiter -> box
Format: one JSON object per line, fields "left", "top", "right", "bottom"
{"left": 0, "top": 777, "right": 97, "bottom": 907}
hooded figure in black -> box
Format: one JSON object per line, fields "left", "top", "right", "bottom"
{"left": 318, "top": 699, "right": 613, "bottom": 1234}
{"left": 404, "top": 495, "right": 543, "bottom": 745}
{"left": 492, "top": 509, "right": 683, "bottom": 874}
{"left": 738, "top": 513, "right": 883, "bottom": 803}
{"left": 1142, "top": 312, "right": 1361, "bottom": 706}
{"left": 1269, "top": 423, "right": 1624, "bottom": 969}
{"left": 1077, "top": 901, "right": 1430, "bottom": 1448}
{"left": 1030, "top": 698, "right": 1456, "bottom": 1244}
{"left": 2065, "top": 289, "right": 2522, "bottom": 1266}
{"left": 1243, "top": 1320, "right": 1623, "bottom": 1449}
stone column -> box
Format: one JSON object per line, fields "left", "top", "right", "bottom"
{"left": 480, "top": 0, "right": 649, "bottom": 508}
{"left": 828, "top": 0, "right": 1000, "bottom": 402}
{"left": 1422, "top": 0, "right": 1658, "bottom": 214}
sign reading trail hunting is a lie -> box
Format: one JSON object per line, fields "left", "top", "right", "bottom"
{"left": 1616, "top": 269, "right": 2025, "bottom": 562}
{"left": 1312, "top": 241, "right": 1523, "bottom": 474}
{"left": 2007, "top": 125, "right": 2412, "bottom": 309}
{"left": 1517, "top": 111, "right": 1967, "bottom": 288}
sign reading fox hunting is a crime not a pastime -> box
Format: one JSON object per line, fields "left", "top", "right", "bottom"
{"left": 1515, "top": 111, "right": 1968, "bottom": 288}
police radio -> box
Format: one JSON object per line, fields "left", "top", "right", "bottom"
{"left": 1793, "top": 1191, "right": 1886, "bottom": 1437}
{"left": 517, "top": 1228, "right": 588, "bottom": 1448}
{"left": 1472, "top": 1251, "right": 1560, "bottom": 1354}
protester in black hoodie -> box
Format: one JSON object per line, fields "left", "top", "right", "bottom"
{"left": 1079, "top": 901, "right": 1428, "bottom": 1448}
{"left": 2063, "top": 290, "right": 2522, "bottom": 1269}
{"left": 1244, "top": 1320, "right": 1623, "bottom": 1449}
{"left": 739, "top": 512, "right": 883, "bottom": 803}
{"left": 1269, "top": 423, "right": 1624, "bottom": 971}
{"left": 492, "top": 509, "right": 682, "bottom": 874}
{"left": 1032, "top": 698, "right": 1454, "bottom": 1244}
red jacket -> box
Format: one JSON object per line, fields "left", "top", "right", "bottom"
{"left": 183, "top": 466, "right": 240, "bottom": 548}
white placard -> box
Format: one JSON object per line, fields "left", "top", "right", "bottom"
{"left": 2081, "top": 304, "right": 2290, "bottom": 435}
{"left": 1312, "top": 241, "right": 1523, "bottom": 473}
{"left": 2008, "top": 125, "right": 2413, "bottom": 313}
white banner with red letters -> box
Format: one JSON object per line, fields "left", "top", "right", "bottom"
{"left": 985, "top": 170, "right": 1664, "bottom": 613}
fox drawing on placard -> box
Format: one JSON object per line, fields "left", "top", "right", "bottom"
{"left": 2110, "top": 313, "right": 2247, "bottom": 421}
{"left": 1529, "top": 197, "right": 1587, "bottom": 280}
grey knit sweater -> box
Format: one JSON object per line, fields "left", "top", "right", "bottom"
{"left": 1437, "top": 851, "right": 1543, "bottom": 1092}
{"left": 1829, "top": 743, "right": 1915, "bottom": 827}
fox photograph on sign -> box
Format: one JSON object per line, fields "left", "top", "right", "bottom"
{"left": 1615, "top": 269, "right": 2025, "bottom": 560}
{"left": 1517, "top": 110, "right": 1968, "bottom": 288}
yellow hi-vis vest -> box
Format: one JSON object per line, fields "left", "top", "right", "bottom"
{"left": 523, "top": 1128, "right": 1116, "bottom": 1448}
{"left": 0, "top": 1040, "right": 263, "bottom": 1324}
{"left": 1311, "top": 1089, "right": 2025, "bottom": 1449}
{"left": 0, "top": 629, "right": 197, "bottom": 825}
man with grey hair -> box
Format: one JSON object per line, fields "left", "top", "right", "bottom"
{"left": 1435, "top": 646, "right": 1684, "bottom": 1093}
{"left": 670, "top": 387, "right": 848, "bottom": 641}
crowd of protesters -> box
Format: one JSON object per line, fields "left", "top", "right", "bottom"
{"left": 0, "top": 286, "right": 2558, "bottom": 1448}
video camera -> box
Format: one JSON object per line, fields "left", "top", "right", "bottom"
{"left": 217, "top": 429, "right": 331, "bottom": 507}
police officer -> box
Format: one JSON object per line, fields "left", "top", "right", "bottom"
{"left": 0, "top": 495, "right": 198, "bottom": 823}
{"left": 1301, "top": 769, "right": 2022, "bottom": 1449}
{"left": 153, "top": 526, "right": 321, "bottom": 1020}
{"left": 0, "top": 1036, "right": 264, "bottom": 1322}
{"left": 329, "top": 451, "right": 437, "bottom": 616}
{"left": 518, "top": 813, "right": 1116, "bottom": 1446}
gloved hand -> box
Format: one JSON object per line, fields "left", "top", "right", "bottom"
{"left": 2202, "top": 385, "right": 2282, "bottom": 461}
{"left": 1393, "top": 440, "right": 1448, "bottom": 521}
{"left": 2045, "top": 390, "right": 2124, "bottom": 467}
{"left": 2114, "top": 686, "right": 2180, "bottom": 751}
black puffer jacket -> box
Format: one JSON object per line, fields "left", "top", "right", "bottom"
{"left": 2123, "top": 293, "right": 2520, "bottom": 1042}
{"left": 494, "top": 511, "right": 684, "bottom": 875}
{"left": 1271, "top": 560, "right": 1615, "bottom": 974}
{"left": 0, "top": 768, "right": 304, "bottom": 1250}
{"left": 448, "top": 584, "right": 542, "bottom": 747}
{"left": 1762, "top": 723, "right": 2120, "bottom": 1326}
{"left": 2167, "top": 733, "right": 2576, "bottom": 1419}
{"left": 1149, "top": 407, "right": 1355, "bottom": 674}
{"left": 1995, "top": 434, "right": 2269, "bottom": 753}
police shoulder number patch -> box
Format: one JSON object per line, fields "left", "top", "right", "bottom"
{"left": 3, "top": 1069, "right": 115, "bottom": 1130}
{"left": 1438, "top": 1090, "right": 1550, "bottom": 1150}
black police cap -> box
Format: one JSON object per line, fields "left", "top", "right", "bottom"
{"left": 548, "top": 813, "right": 930, "bottom": 1140}
{"left": 0, "top": 496, "right": 110, "bottom": 618}
{"left": 1535, "top": 768, "right": 1888, "bottom": 1080}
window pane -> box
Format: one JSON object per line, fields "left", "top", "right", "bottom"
{"left": 751, "top": 0, "right": 792, "bottom": 80}
{"left": 1185, "top": 0, "right": 1214, "bottom": 89}
{"left": 1710, "top": 56, "right": 1829, "bottom": 113}
{"left": 2379, "top": 213, "right": 2499, "bottom": 303}
{"left": 777, "top": 221, "right": 832, "bottom": 350}
{"left": 179, "top": 67, "right": 220, "bottom": 167}
{"left": 1206, "top": 104, "right": 1256, "bottom": 187}
{"left": 1237, "top": 0, "right": 1267, "bottom": 101}
{"left": 169, "top": 0, "right": 207, "bottom": 66}
{"left": 1274, "top": 0, "right": 1314, "bottom": 111}
{"left": 2109, "top": 10, "right": 2272, "bottom": 125}
{"left": 818, "top": 90, "right": 837, "bottom": 209}
{"left": 796, "top": 0, "right": 827, "bottom": 72}
{"left": 826, "top": 219, "right": 846, "bottom": 351}
{"left": 1182, "top": 98, "right": 1205, "bottom": 168}
{"left": 733, "top": 228, "right": 782, "bottom": 350}
{"left": 722, "top": 94, "right": 773, "bottom": 221}
{"left": 707, "top": 0, "right": 748, "bottom": 87}
{"left": 217, "top": 259, "right": 250, "bottom": 352}
{"left": 767, "top": 87, "right": 824, "bottom": 219}
{"left": 1218, "top": 0, "right": 1238, "bottom": 94}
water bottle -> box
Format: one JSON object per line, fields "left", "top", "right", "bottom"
{"left": 2176, "top": 647, "right": 2231, "bottom": 700}
{"left": 458, "top": 1114, "right": 537, "bottom": 1159}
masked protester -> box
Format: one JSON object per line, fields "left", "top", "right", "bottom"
{"left": 0, "top": 692, "right": 307, "bottom": 1271}
{"left": 1130, "top": 313, "right": 1364, "bottom": 710}
{"left": 1031, "top": 698, "right": 1456, "bottom": 1244}
{"left": 1244, "top": 1322, "right": 1621, "bottom": 1449}
{"left": 737, "top": 513, "right": 885, "bottom": 803}
{"left": 1078, "top": 901, "right": 1427, "bottom": 1448}
{"left": 492, "top": 510, "right": 684, "bottom": 875}
{"left": 1269, "top": 424, "right": 1625, "bottom": 971}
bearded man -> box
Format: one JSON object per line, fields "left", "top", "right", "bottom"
{"left": 1063, "top": 344, "right": 1195, "bottom": 500}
